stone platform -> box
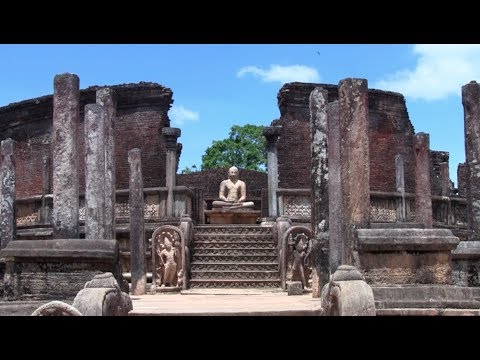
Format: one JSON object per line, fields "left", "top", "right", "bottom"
{"left": 128, "top": 289, "right": 321, "bottom": 316}
{"left": 205, "top": 209, "right": 261, "bottom": 224}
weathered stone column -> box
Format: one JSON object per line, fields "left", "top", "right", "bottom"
{"left": 96, "top": 88, "right": 117, "bottom": 240}
{"left": 309, "top": 87, "right": 330, "bottom": 290}
{"left": 0, "top": 138, "right": 16, "bottom": 250}
{"left": 440, "top": 163, "right": 450, "bottom": 196}
{"left": 339, "top": 78, "right": 370, "bottom": 266}
{"left": 463, "top": 81, "right": 480, "bottom": 238}
{"left": 263, "top": 125, "right": 282, "bottom": 217}
{"left": 84, "top": 104, "right": 106, "bottom": 240}
{"left": 52, "top": 73, "right": 80, "bottom": 239}
{"left": 395, "top": 154, "right": 406, "bottom": 222}
{"left": 40, "top": 155, "right": 51, "bottom": 224}
{"left": 162, "top": 128, "right": 181, "bottom": 218}
{"left": 128, "top": 148, "right": 146, "bottom": 295}
{"left": 415, "top": 133, "right": 433, "bottom": 228}
{"left": 327, "top": 100, "right": 342, "bottom": 271}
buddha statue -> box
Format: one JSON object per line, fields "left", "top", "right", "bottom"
{"left": 212, "top": 166, "right": 254, "bottom": 209}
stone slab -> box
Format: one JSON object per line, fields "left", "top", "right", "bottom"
{"left": 0, "top": 239, "right": 118, "bottom": 260}
{"left": 357, "top": 228, "right": 459, "bottom": 252}
{"left": 205, "top": 210, "right": 261, "bottom": 224}
{"left": 452, "top": 241, "right": 480, "bottom": 260}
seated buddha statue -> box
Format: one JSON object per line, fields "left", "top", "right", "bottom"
{"left": 211, "top": 166, "right": 254, "bottom": 209}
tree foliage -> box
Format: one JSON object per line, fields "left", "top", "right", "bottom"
{"left": 201, "top": 124, "right": 266, "bottom": 171}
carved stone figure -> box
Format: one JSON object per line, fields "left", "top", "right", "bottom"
{"left": 159, "top": 238, "right": 177, "bottom": 287}
{"left": 286, "top": 228, "right": 313, "bottom": 289}
{"left": 212, "top": 166, "right": 254, "bottom": 209}
{"left": 151, "top": 225, "right": 185, "bottom": 289}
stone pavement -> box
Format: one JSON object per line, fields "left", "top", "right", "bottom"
{"left": 128, "top": 289, "right": 322, "bottom": 316}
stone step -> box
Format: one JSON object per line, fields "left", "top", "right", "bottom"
{"left": 376, "top": 308, "right": 480, "bottom": 316}
{"left": 356, "top": 228, "right": 459, "bottom": 251}
{"left": 191, "top": 248, "right": 277, "bottom": 256}
{"left": 191, "top": 262, "right": 278, "bottom": 271}
{"left": 193, "top": 241, "right": 275, "bottom": 250}
{"left": 370, "top": 222, "right": 425, "bottom": 229}
{"left": 192, "top": 255, "right": 278, "bottom": 262}
{"left": 194, "top": 234, "right": 273, "bottom": 242}
{"left": 191, "top": 270, "right": 280, "bottom": 280}
{"left": 194, "top": 225, "right": 272, "bottom": 235}
{"left": 373, "top": 286, "right": 480, "bottom": 309}
{"left": 189, "top": 279, "right": 281, "bottom": 288}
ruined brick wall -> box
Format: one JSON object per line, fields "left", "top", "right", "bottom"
{"left": 177, "top": 168, "right": 268, "bottom": 198}
{"left": 276, "top": 82, "right": 417, "bottom": 193}
{"left": 0, "top": 82, "right": 172, "bottom": 198}
{"left": 430, "top": 150, "right": 449, "bottom": 196}
{"left": 458, "top": 162, "right": 467, "bottom": 196}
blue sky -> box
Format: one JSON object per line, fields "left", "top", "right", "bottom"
{"left": 0, "top": 44, "right": 475, "bottom": 186}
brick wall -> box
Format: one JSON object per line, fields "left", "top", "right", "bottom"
{"left": 275, "top": 82, "right": 417, "bottom": 193}
{"left": 0, "top": 82, "right": 172, "bottom": 198}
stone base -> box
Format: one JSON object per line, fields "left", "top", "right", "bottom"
{"left": 0, "top": 239, "right": 121, "bottom": 300}
{"left": 205, "top": 209, "right": 261, "bottom": 224}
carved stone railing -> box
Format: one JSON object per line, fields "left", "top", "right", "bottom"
{"left": 277, "top": 188, "right": 311, "bottom": 220}
{"left": 16, "top": 186, "right": 195, "bottom": 227}
{"left": 432, "top": 195, "right": 467, "bottom": 227}
{"left": 369, "top": 191, "right": 415, "bottom": 223}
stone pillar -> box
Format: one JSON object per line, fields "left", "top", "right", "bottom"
{"left": 96, "top": 88, "right": 117, "bottom": 240}
{"left": 263, "top": 125, "right": 282, "bottom": 217}
{"left": 415, "top": 133, "right": 433, "bottom": 228}
{"left": 440, "top": 163, "right": 450, "bottom": 196}
{"left": 463, "top": 81, "right": 480, "bottom": 238}
{"left": 162, "top": 128, "right": 181, "bottom": 218}
{"left": 327, "top": 100, "right": 342, "bottom": 272}
{"left": 309, "top": 87, "right": 330, "bottom": 290}
{"left": 128, "top": 148, "right": 146, "bottom": 295}
{"left": 84, "top": 104, "right": 106, "bottom": 240}
{"left": 338, "top": 78, "right": 370, "bottom": 266}
{"left": 0, "top": 138, "right": 16, "bottom": 250}
{"left": 40, "top": 155, "right": 51, "bottom": 224}
{"left": 395, "top": 154, "right": 406, "bottom": 222}
{"left": 52, "top": 73, "right": 80, "bottom": 239}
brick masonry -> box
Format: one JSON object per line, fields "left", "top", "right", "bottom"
{"left": 0, "top": 82, "right": 172, "bottom": 198}
{"left": 276, "top": 82, "right": 420, "bottom": 194}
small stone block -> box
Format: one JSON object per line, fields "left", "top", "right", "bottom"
{"left": 287, "top": 281, "right": 303, "bottom": 295}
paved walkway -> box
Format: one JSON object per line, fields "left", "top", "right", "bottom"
{"left": 128, "top": 289, "right": 322, "bottom": 316}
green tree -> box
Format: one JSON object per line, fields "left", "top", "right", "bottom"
{"left": 201, "top": 124, "right": 266, "bottom": 171}
{"left": 180, "top": 164, "right": 198, "bottom": 174}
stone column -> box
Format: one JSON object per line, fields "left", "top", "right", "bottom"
{"left": 263, "top": 125, "right": 282, "bottom": 217}
{"left": 309, "top": 87, "right": 330, "bottom": 289}
{"left": 339, "top": 78, "right": 370, "bottom": 266}
{"left": 0, "top": 138, "right": 16, "bottom": 250}
{"left": 440, "top": 162, "right": 450, "bottom": 196}
{"left": 327, "top": 100, "right": 342, "bottom": 272}
{"left": 128, "top": 148, "right": 146, "bottom": 295}
{"left": 96, "top": 88, "right": 117, "bottom": 240}
{"left": 52, "top": 73, "right": 80, "bottom": 239}
{"left": 414, "top": 133, "right": 433, "bottom": 228}
{"left": 395, "top": 154, "right": 406, "bottom": 222}
{"left": 84, "top": 104, "right": 106, "bottom": 240}
{"left": 40, "top": 155, "right": 51, "bottom": 224}
{"left": 463, "top": 81, "right": 480, "bottom": 238}
{"left": 162, "top": 128, "right": 181, "bottom": 218}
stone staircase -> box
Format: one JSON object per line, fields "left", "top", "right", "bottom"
{"left": 189, "top": 225, "right": 281, "bottom": 288}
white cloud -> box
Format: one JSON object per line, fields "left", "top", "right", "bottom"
{"left": 169, "top": 105, "right": 199, "bottom": 126}
{"left": 373, "top": 44, "right": 480, "bottom": 101}
{"left": 237, "top": 64, "right": 320, "bottom": 84}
